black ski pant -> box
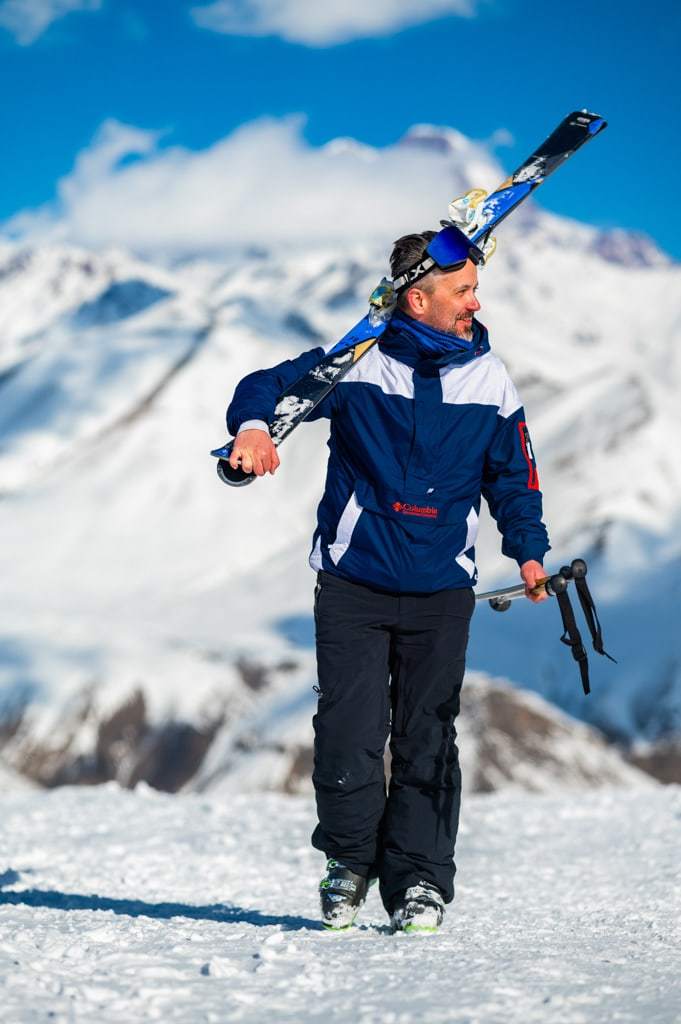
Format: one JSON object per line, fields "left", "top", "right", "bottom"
{"left": 311, "top": 570, "right": 475, "bottom": 912}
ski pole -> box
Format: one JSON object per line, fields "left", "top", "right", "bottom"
{"left": 476, "top": 572, "right": 568, "bottom": 612}
{"left": 476, "top": 559, "right": 614, "bottom": 694}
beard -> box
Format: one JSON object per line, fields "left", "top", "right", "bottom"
{"left": 451, "top": 315, "right": 474, "bottom": 340}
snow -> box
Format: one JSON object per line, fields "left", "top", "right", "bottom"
{"left": 1, "top": 783, "right": 679, "bottom": 1022}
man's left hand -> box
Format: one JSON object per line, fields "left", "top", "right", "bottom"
{"left": 520, "top": 560, "right": 549, "bottom": 603}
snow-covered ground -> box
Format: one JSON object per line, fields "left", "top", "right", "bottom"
{"left": 1, "top": 783, "right": 679, "bottom": 1023}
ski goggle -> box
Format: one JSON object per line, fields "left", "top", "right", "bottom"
{"left": 393, "top": 225, "right": 485, "bottom": 293}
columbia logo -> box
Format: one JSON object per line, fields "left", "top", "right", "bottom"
{"left": 392, "top": 501, "right": 439, "bottom": 519}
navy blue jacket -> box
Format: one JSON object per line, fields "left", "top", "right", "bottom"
{"left": 227, "top": 316, "right": 550, "bottom": 593}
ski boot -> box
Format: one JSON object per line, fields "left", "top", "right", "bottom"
{"left": 390, "top": 882, "right": 445, "bottom": 935}
{"left": 319, "top": 859, "right": 371, "bottom": 931}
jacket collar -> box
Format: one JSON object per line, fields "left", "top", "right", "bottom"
{"left": 379, "top": 310, "right": 490, "bottom": 370}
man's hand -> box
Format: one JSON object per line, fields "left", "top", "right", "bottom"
{"left": 520, "top": 560, "right": 549, "bottom": 603}
{"left": 228, "top": 429, "right": 280, "bottom": 477}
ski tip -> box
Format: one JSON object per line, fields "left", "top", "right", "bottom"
{"left": 587, "top": 116, "right": 607, "bottom": 135}
{"left": 569, "top": 110, "right": 608, "bottom": 134}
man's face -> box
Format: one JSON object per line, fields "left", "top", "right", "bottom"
{"left": 406, "top": 259, "right": 481, "bottom": 340}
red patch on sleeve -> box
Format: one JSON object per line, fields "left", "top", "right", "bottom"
{"left": 518, "top": 421, "right": 540, "bottom": 490}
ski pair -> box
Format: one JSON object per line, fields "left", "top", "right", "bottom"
{"left": 212, "top": 109, "right": 607, "bottom": 486}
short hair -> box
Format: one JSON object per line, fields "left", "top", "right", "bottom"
{"left": 389, "top": 230, "right": 442, "bottom": 309}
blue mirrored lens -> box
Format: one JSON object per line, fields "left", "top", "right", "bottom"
{"left": 426, "top": 225, "right": 483, "bottom": 269}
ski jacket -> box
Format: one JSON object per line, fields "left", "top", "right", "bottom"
{"left": 227, "top": 316, "right": 550, "bottom": 593}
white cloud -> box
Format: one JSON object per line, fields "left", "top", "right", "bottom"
{"left": 3, "top": 116, "right": 502, "bottom": 259}
{"left": 190, "top": 0, "right": 477, "bottom": 47}
{"left": 0, "top": 0, "right": 101, "bottom": 44}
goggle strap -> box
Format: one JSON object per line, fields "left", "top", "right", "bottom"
{"left": 393, "top": 256, "right": 436, "bottom": 292}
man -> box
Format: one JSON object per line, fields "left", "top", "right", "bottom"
{"left": 226, "top": 225, "right": 550, "bottom": 934}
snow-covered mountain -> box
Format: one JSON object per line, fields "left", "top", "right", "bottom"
{"left": 191, "top": 669, "right": 654, "bottom": 798}
{"left": 1, "top": 127, "right": 680, "bottom": 793}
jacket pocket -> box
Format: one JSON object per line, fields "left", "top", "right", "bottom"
{"left": 353, "top": 477, "right": 473, "bottom": 527}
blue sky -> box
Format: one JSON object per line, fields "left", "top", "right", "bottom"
{"left": 1, "top": 0, "right": 679, "bottom": 259}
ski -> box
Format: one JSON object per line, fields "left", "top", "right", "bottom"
{"left": 454, "top": 108, "right": 607, "bottom": 249}
{"left": 213, "top": 110, "right": 607, "bottom": 486}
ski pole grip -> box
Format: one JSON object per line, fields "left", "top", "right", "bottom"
{"left": 570, "top": 558, "right": 587, "bottom": 579}
{"left": 560, "top": 559, "right": 587, "bottom": 582}
{"left": 546, "top": 573, "right": 568, "bottom": 597}
{"left": 215, "top": 444, "right": 257, "bottom": 487}
{"left": 529, "top": 575, "right": 551, "bottom": 596}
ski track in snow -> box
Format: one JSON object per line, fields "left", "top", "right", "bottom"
{"left": 1, "top": 785, "right": 680, "bottom": 1023}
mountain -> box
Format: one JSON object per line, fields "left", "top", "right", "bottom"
{"left": 191, "top": 668, "right": 654, "bottom": 798}
{"left": 1, "top": 127, "right": 680, "bottom": 794}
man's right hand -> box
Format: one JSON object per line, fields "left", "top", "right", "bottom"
{"left": 228, "top": 429, "right": 280, "bottom": 477}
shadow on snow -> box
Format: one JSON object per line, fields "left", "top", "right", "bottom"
{"left": 0, "top": 887, "right": 322, "bottom": 931}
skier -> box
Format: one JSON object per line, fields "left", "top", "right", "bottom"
{"left": 225, "top": 225, "right": 550, "bottom": 933}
